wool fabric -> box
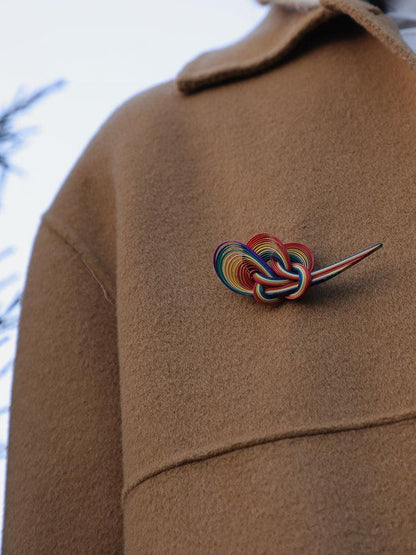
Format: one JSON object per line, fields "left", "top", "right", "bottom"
{"left": 258, "top": 0, "right": 416, "bottom": 53}
{"left": 2, "top": 0, "right": 416, "bottom": 552}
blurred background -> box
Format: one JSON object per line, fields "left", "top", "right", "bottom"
{"left": 0, "top": 0, "right": 266, "bottom": 537}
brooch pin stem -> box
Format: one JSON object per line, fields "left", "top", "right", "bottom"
{"left": 213, "top": 233, "right": 383, "bottom": 306}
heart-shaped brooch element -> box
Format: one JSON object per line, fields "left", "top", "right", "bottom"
{"left": 213, "top": 233, "right": 383, "bottom": 306}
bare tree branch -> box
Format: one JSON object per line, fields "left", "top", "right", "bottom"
{"left": 0, "top": 80, "right": 67, "bottom": 424}
{"left": 0, "top": 79, "right": 66, "bottom": 188}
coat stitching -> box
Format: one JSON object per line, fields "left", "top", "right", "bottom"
{"left": 121, "top": 408, "right": 416, "bottom": 505}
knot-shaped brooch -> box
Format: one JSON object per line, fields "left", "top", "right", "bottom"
{"left": 213, "top": 233, "right": 383, "bottom": 306}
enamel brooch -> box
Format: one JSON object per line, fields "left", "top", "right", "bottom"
{"left": 213, "top": 233, "right": 383, "bottom": 306}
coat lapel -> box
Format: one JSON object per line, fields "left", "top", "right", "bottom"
{"left": 176, "top": 0, "right": 416, "bottom": 95}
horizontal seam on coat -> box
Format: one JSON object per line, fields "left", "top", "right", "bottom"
{"left": 121, "top": 408, "right": 416, "bottom": 505}
{"left": 41, "top": 213, "right": 116, "bottom": 306}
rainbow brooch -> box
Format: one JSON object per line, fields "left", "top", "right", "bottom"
{"left": 213, "top": 233, "right": 383, "bottom": 306}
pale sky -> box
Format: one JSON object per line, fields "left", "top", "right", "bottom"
{"left": 0, "top": 0, "right": 266, "bottom": 536}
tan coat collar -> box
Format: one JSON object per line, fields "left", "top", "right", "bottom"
{"left": 176, "top": 0, "right": 416, "bottom": 94}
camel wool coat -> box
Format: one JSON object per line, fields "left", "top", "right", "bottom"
{"left": 2, "top": 0, "right": 416, "bottom": 552}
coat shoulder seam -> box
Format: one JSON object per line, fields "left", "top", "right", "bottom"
{"left": 40, "top": 212, "right": 116, "bottom": 306}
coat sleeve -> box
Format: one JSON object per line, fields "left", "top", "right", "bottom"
{"left": 1, "top": 215, "right": 124, "bottom": 553}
